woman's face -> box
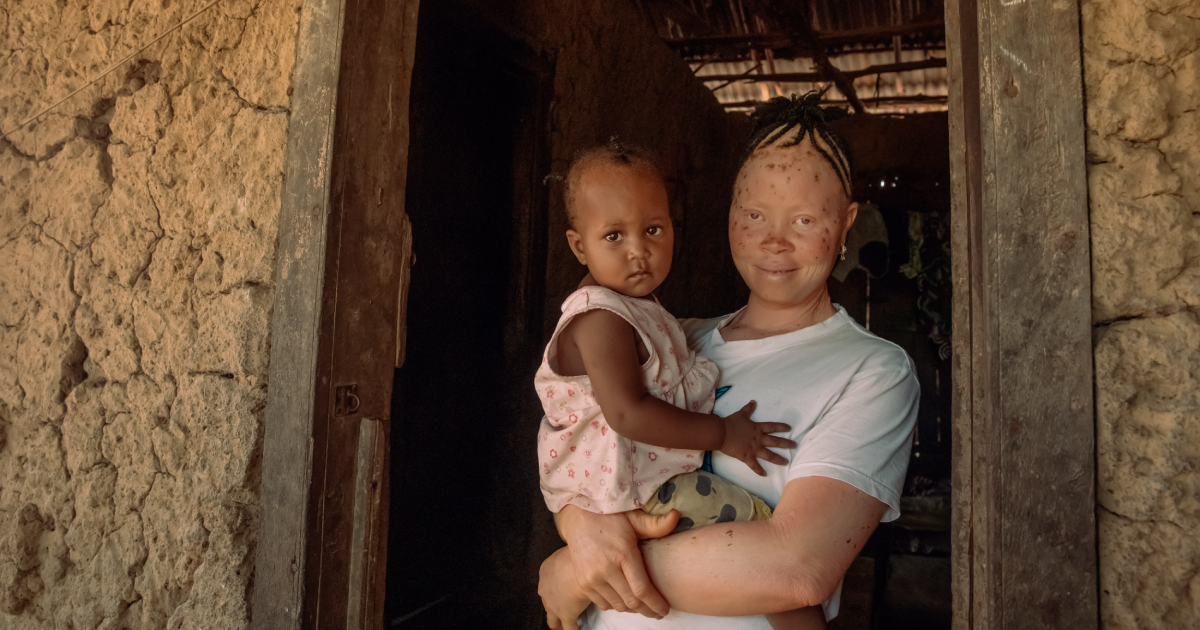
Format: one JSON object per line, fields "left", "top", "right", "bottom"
{"left": 728, "top": 140, "right": 858, "bottom": 308}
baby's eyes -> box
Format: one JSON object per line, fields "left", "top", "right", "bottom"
{"left": 646, "top": 226, "right": 663, "bottom": 236}
{"left": 747, "top": 211, "right": 762, "bottom": 220}
{"left": 794, "top": 216, "right": 813, "bottom": 226}
{"left": 604, "top": 232, "right": 623, "bottom": 242}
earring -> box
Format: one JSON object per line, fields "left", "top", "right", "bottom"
{"left": 839, "top": 244, "right": 847, "bottom": 261}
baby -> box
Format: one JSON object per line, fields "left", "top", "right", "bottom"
{"left": 536, "top": 142, "right": 812, "bottom": 628}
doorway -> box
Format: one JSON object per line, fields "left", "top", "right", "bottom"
{"left": 253, "top": 1, "right": 1098, "bottom": 628}
{"left": 385, "top": 2, "right": 552, "bottom": 627}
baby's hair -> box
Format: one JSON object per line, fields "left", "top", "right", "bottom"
{"left": 564, "top": 137, "right": 663, "bottom": 228}
{"left": 736, "top": 90, "right": 854, "bottom": 199}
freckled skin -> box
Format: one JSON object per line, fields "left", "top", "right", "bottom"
{"left": 727, "top": 139, "right": 858, "bottom": 317}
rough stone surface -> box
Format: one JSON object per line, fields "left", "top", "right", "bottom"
{"left": 1084, "top": 0, "right": 1200, "bottom": 628}
{"left": 0, "top": 0, "right": 299, "bottom": 626}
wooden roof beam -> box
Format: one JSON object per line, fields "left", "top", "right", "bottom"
{"left": 698, "top": 57, "right": 947, "bottom": 83}
{"left": 665, "top": 20, "right": 945, "bottom": 50}
{"left": 720, "top": 94, "right": 948, "bottom": 109}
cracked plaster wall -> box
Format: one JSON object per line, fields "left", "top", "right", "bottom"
{"left": 0, "top": 0, "right": 299, "bottom": 627}
{"left": 1083, "top": 0, "right": 1200, "bottom": 627}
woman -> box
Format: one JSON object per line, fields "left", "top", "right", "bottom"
{"left": 538, "top": 93, "right": 920, "bottom": 629}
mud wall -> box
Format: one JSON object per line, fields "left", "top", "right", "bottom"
{"left": 0, "top": 0, "right": 300, "bottom": 627}
{"left": 1082, "top": 0, "right": 1200, "bottom": 627}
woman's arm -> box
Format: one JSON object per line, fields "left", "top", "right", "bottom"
{"left": 540, "top": 508, "right": 681, "bottom": 630}
{"left": 539, "top": 475, "right": 888, "bottom": 623}
{"left": 641, "top": 475, "right": 887, "bottom": 614}
{"left": 566, "top": 309, "right": 795, "bottom": 473}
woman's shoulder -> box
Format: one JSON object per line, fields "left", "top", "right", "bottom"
{"left": 830, "top": 315, "right": 917, "bottom": 374}
{"left": 678, "top": 315, "right": 726, "bottom": 348}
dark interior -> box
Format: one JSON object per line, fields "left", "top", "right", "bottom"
{"left": 386, "top": 3, "right": 551, "bottom": 627}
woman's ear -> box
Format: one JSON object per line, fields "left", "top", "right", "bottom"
{"left": 565, "top": 230, "right": 588, "bottom": 265}
{"left": 842, "top": 201, "right": 860, "bottom": 238}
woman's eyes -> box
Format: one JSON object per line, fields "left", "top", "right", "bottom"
{"left": 604, "top": 232, "right": 623, "bottom": 242}
{"left": 646, "top": 226, "right": 663, "bottom": 236}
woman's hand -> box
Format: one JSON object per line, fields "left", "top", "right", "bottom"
{"left": 719, "top": 401, "right": 798, "bottom": 476}
{"left": 545, "top": 506, "right": 680, "bottom": 620}
{"left": 539, "top": 547, "right": 594, "bottom": 630}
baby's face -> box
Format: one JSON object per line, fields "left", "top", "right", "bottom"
{"left": 566, "top": 164, "right": 673, "bottom": 297}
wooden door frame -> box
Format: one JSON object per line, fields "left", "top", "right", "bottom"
{"left": 251, "top": 0, "right": 1101, "bottom": 628}
{"left": 946, "top": 0, "right": 1098, "bottom": 629}
{"left": 251, "top": 0, "right": 419, "bottom": 627}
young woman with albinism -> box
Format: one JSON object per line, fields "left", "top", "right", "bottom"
{"left": 538, "top": 94, "right": 920, "bottom": 630}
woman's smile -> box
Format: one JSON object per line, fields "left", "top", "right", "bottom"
{"left": 728, "top": 140, "right": 858, "bottom": 316}
{"left": 753, "top": 265, "right": 798, "bottom": 279}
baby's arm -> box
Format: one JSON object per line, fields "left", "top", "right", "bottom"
{"left": 563, "top": 309, "right": 796, "bottom": 475}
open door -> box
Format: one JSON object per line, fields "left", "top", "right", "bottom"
{"left": 253, "top": 0, "right": 420, "bottom": 628}
{"left": 385, "top": 2, "right": 554, "bottom": 627}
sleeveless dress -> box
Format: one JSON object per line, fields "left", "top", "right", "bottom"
{"left": 536, "top": 286, "right": 721, "bottom": 514}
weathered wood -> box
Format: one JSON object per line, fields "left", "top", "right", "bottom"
{"left": 345, "top": 418, "right": 385, "bottom": 628}
{"left": 946, "top": 0, "right": 1097, "bottom": 628}
{"left": 251, "top": 0, "right": 346, "bottom": 624}
{"left": 395, "top": 215, "right": 413, "bottom": 368}
{"left": 306, "top": 0, "right": 421, "bottom": 626}
{"left": 364, "top": 419, "right": 390, "bottom": 628}
{"left": 253, "top": 0, "right": 418, "bottom": 626}
{"left": 944, "top": 1, "right": 978, "bottom": 628}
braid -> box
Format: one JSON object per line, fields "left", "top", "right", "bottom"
{"left": 736, "top": 90, "right": 854, "bottom": 198}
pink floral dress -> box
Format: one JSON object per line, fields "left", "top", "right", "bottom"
{"left": 536, "top": 285, "right": 720, "bottom": 514}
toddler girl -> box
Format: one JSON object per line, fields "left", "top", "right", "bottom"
{"left": 536, "top": 142, "right": 795, "bottom": 552}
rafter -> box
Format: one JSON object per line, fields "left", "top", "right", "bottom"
{"left": 697, "top": 57, "right": 946, "bottom": 83}
{"left": 720, "top": 94, "right": 948, "bottom": 109}
{"left": 664, "top": 21, "right": 946, "bottom": 50}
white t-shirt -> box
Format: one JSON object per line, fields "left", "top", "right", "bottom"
{"left": 583, "top": 306, "right": 919, "bottom": 630}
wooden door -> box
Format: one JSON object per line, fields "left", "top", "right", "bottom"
{"left": 253, "top": 0, "right": 420, "bottom": 628}
{"left": 945, "top": 0, "right": 1097, "bottom": 628}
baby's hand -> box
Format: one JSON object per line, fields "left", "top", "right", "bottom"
{"left": 718, "top": 401, "right": 798, "bottom": 476}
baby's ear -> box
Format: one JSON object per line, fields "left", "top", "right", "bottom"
{"left": 565, "top": 230, "right": 587, "bottom": 265}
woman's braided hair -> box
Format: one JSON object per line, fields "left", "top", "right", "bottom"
{"left": 736, "top": 90, "right": 854, "bottom": 199}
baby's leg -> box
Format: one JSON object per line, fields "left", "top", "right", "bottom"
{"left": 765, "top": 606, "right": 827, "bottom": 630}
{"left": 642, "top": 471, "right": 771, "bottom": 531}
{"left": 622, "top": 508, "right": 681, "bottom": 541}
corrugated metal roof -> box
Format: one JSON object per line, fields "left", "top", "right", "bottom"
{"left": 640, "top": 0, "right": 947, "bottom": 113}
{"left": 696, "top": 49, "right": 947, "bottom": 114}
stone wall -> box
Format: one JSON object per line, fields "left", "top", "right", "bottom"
{"left": 1082, "top": 0, "right": 1200, "bottom": 627}
{"left": 0, "top": 0, "right": 299, "bottom": 627}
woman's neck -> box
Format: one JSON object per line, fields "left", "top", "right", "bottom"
{"left": 722, "top": 288, "right": 837, "bottom": 341}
